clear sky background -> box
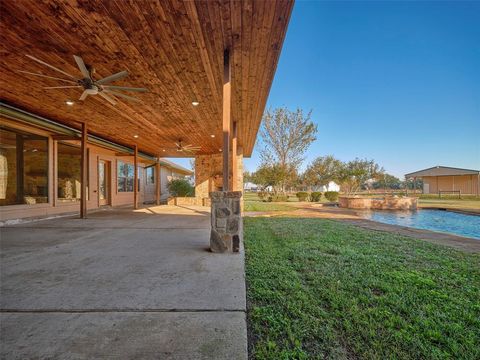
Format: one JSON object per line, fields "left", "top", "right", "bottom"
{"left": 172, "top": 0, "right": 480, "bottom": 179}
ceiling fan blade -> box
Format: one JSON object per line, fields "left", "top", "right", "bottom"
{"left": 73, "top": 55, "right": 91, "bottom": 79}
{"left": 43, "top": 85, "right": 83, "bottom": 89}
{"left": 25, "top": 55, "right": 76, "bottom": 79}
{"left": 99, "top": 91, "right": 117, "bottom": 105}
{"left": 103, "top": 89, "right": 140, "bottom": 102}
{"left": 183, "top": 148, "right": 198, "bottom": 154}
{"left": 79, "top": 90, "right": 89, "bottom": 101}
{"left": 95, "top": 70, "right": 128, "bottom": 85}
{"left": 17, "top": 70, "right": 78, "bottom": 84}
{"left": 175, "top": 142, "right": 181, "bottom": 147}
{"left": 102, "top": 85, "right": 148, "bottom": 92}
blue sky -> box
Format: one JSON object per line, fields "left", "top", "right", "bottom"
{"left": 173, "top": 0, "right": 480, "bottom": 178}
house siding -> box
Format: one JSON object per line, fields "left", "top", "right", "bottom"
{"left": 0, "top": 119, "right": 189, "bottom": 221}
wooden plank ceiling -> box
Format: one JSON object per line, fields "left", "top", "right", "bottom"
{"left": 0, "top": 0, "right": 293, "bottom": 157}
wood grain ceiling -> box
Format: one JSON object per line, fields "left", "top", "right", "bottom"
{"left": 0, "top": 0, "right": 293, "bottom": 157}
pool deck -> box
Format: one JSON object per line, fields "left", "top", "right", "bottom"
{"left": 245, "top": 204, "right": 480, "bottom": 253}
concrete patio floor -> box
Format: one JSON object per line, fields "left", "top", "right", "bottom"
{"left": 0, "top": 205, "right": 247, "bottom": 359}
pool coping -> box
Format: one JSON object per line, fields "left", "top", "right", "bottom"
{"left": 419, "top": 207, "right": 480, "bottom": 216}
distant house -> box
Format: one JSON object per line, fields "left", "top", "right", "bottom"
{"left": 315, "top": 181, "right": 340, "bottom": 192}
{"left": 244, "top": 182, "right": 259, "bottom": 191}
{"left": 405, "top": 166, "right": 479, "bottom": 196}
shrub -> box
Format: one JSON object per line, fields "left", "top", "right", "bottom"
{"left": 324, "top": 191, "right": 339, "bottom": 202}
{"left": 296, "top": 191, "right": 309, "bottom": 201}
{"left": 269, "top": 193, "right": 289, "bottom": 202}
{"left": 310, "top": 191, "right": 322, "bottom": 202}
{"left": 258, "top": 191, "right": 268, "bottom": 201}
{"left": 167, "top": 178, "right": 194, "bottom": 197}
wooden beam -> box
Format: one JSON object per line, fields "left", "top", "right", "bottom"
{"left": 115, "top": 152, "right": 133, "bottom": 157}
{"left": 231, "top": 121, "right": 238, "bottom": 191}
{"left": 155, "top": 161, "right": 161, "bottom": 205}
{"left": 52, "top": 135, "right": 79, "bottom": 141}
{"left": 134, "top": 144, "right": 138, "bottom": 209}
{"left": 222, "top": 48, "right": 231, "bottom": 192}
{"left": 15, "top": 134, "right": 24, "bottom": 203}
{"left": 80, "top": 122, "right": 88, "bottom": 218}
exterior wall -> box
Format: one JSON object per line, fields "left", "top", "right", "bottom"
{"left": 195, "top": 147, "right": 243, "bottom": 200}
{"left": 423, "top": 175, "right": 479, "bottom": 195}
{"left": 0, "top": 119, "right": 189, "bottom": 221}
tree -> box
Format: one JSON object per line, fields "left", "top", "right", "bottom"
{"left": 337, "top": 158, "right": 384, "bottom": 195}
{"left": 251, "top": 164, "right": 284, "bottom": 190}
{"left": 304, "top": 155, "right": 343, "bottom": 188}
{"left": 372, "top": 173, "right": 402, "bottom": 190}
{"left": 260, "top": 107, "right": 317, "bottom": 191}
{"left": 243, "top": 170, "right": 253, "bottom": 184}
{"left": 403, "top": 178, "right": 424, "bottom": 191}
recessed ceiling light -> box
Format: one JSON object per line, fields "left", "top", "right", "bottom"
{"left": 162, "top": 149, "right": 166, "bottom": 152}
{"left": 192, "top": 101, "right": 200, "bottom": 106}
{"left": 133, "top": 135, "right": 139, "bottom": 138}
{"left": 219, "top": 149, "right": 222, "bottom": 152}
{"left": 65, "top": 100, "right": 74, "bottom": 106}
{"left": 210, "top": 134, "right": 215, "bottom": 138}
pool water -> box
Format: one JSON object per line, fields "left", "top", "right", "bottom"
{"left": 362, "top": 209, "right": 480, "bottom": 239}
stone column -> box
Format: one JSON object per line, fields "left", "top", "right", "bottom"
{"left": 210, "top": 191, "right": 243, "bottom": 253}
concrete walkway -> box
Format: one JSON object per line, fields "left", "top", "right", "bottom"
{"left": 0, "top": 205, "right": 247, "bottom": 359}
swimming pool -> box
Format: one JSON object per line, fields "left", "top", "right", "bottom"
{"left": 362, "top": 209, "right": 480, "bottom": 239}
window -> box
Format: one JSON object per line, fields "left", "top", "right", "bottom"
{"left": 146, "top": 166, "right": 155, "bottom": 184}
{"left": 0, "top": 127, "right": 49, "bottom": 206}
{"left": 57, "top": 143, "right": 81, "bottom": 202}
{"left": 117, "top": 161, "right": 134, "bottom": 192}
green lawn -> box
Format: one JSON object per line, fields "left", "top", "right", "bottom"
{"left": 244, "top": 201, "right": 294, "bottom": 212}
{"left": 245, "top": 217, "right": 480, "bottom": 359}
{"left": 244, "top": 192, "right": 295, "bottom": 212}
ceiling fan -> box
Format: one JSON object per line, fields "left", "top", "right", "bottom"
{"left": 19, "top": 54, "right": 148, "bottom": 105}
{"left": 174, "top": 140, "right": 201, "bottom": 154}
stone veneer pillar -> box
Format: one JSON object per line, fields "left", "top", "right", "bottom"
{"left": 210, "top": 191, "right": 243, "bottom": 253}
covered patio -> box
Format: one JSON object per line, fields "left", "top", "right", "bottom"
{"left": 1, "top": 205, "right": 246, "bottom": 358}
{"left": 0, "top": 1, "right": 293, "bottom": 357}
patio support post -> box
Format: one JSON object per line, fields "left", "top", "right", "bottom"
{"left": 134, "top": 144, "right": 138, "bottom": 209}
{"left": 231, "top": 121, "right": 238, "bottom": 191}
{"left": 209, "top": 48, "right": 243, "bottom": 253}
{"left": 80, "top": 122, "right": 87, "bottom": 219}
{"left": 222, "top": 48, "right": 231, "bottom": 191}
{"left": 155, "top": 161, "right": 161, "bottom": 205}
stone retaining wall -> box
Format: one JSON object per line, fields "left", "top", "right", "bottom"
{"left": 339, "top": 196, "right": 417, "bottom": 210}
{"left": 166, "top": 197, "right": 211, "bottom": 207}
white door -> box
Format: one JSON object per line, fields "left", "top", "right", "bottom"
{"left": 423, "top": 183, "right": 429, "bottom": 194}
